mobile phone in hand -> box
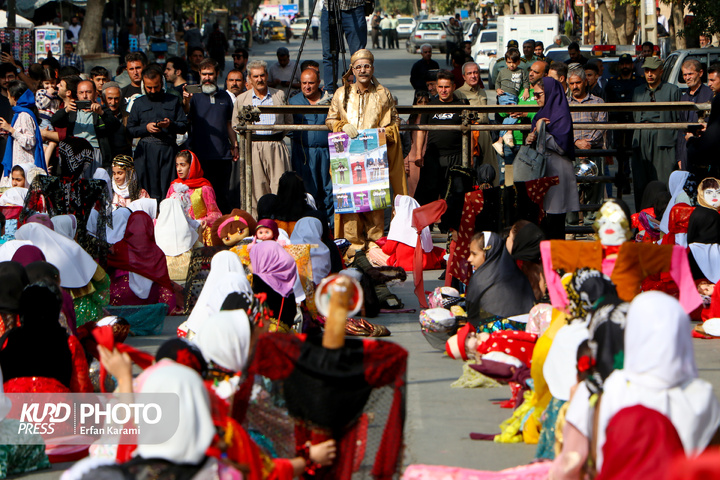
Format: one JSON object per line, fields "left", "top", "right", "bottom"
{"left": 75, "top": 100, "right": 92, "bottom": 110}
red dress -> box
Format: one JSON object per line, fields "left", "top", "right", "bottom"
{"left": 381, "top": 240, "right": 445, "bottom": 272}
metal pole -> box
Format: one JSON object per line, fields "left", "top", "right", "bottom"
{"left": 461, "top": 109, "right": 470, "bottom": 168}
{"left": 7, "top": 0, "right": 16, "bottom": 29}
{"left": 244, "top": 130, "right": 253, "bottom": 213}
{"left": 237, "top": 132, "right": 245, "bottom": 209}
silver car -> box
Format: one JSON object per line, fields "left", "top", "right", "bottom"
{"left": 406, "top": 20, "right": 448, "bottom": 54}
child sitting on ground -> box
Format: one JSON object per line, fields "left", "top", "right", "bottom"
{"left": 493, "top": 48, "right": 530, "bottom": 154}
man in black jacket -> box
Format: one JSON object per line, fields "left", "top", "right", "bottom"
{"left": 101, "top": 81, "right": 132, "bottom": 157}
{"left": 51, "top": 79, "right": 119, "bottom": 178}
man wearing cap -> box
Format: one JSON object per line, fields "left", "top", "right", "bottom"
{"left": 631, "top": 55, "right": 680, "bottom": 206}
{"left": 606, "top": 53, "right": 643, "bottom": 194}
{"left": 268, "top": 47, "right": 301, "bottom": 93}
{"left": 326, "top": 49, "right": 406, "bottom": 259}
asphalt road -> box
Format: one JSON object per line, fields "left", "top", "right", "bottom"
{"left": 15, "top": 37, "right": 720, "bottom": 477}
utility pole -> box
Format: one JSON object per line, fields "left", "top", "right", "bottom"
{"left": 7, "top": 0, "right": 16, "bottom": 28}
{"left": 639, "top": 0, "right": 657, "bottom": 45}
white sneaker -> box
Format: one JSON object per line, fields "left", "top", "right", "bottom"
{"left": 503, "top": 131, "right": 515, "bottom": 147}
{"left": 317, "top": 91, "right": 334, "bottom": 105}
{"left": 492, "top": 139, "right": 504, "bottom": 155}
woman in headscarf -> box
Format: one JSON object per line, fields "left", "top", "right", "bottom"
{"left": 106, "top": 210, "right": 177, "bottom": 314}
{"left": 271, "top": 172, "right": 324, "bottom": 235}
{"left": 382, "top": 195, "right": 445, "bottom": 272}
{"left": 74, "top": 360, "right": 234, "bottom": 480}
{"left": 183, "top": 251, "right": 252, "bottom": 337}
{"left": 508, "top": 220, "right": 547, "bottom": 301}
{"left": 0, "top": 261, "right": 28, "bottom": 335}
{"left": 166, "top": 150, "right": 222, "bottom": 244}
{"left": 155, "top": 198, "right": 200, "bottom": 282}
{"left": 0, "top": 284, "right": 75, "bottom": 391}
{"left": 50, "top": 214, "right": 77, "bottom": 240}
{"left": 250, "top": 241, "right": 300, "bottom": 331}
{"left": 15, "top": 222, "right": 109, "bottom": 328}
{"left": 525, "top": 77, "right": 579, "bottom": 239}
{"left": 11, "top": 244, "right": 45, "bottom": 265}
{"left": 290, "top": 217, "right": 337, "bottom": 284}
{"left": 22, "top": 137, "right": 111, "bottom": 256}
{"left": 110, "top": 155, "right": 149, "bottom": 210}
{"left": 465, "top": 231, "right": 535, "bottom": 321}
{"left": 595, "top": 291, "right": 720, "bottom": 470}
{"left": 25, "top": 260, "right": 77, "bottom": 336}
{"left": 0, "top": 81, "right": 45, "bottom": 187}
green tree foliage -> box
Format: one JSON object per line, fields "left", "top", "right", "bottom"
{"left": 679, "top": 0, "right": 720, "bottom": 36}
{"left": 379, "top": 0, "right": 415, "bottom": 15}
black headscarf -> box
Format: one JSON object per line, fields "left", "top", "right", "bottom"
{"left": 566, "top": 268, "right": 619, "bottom": 320}
{"left": 510, "top": 222, "right": 545, "bottom": 263}
{"left": 585, "top": 299, "right": 629, "bottom": 395}
{"left": 640, "top": 181, "right": 669, "bottom": 212}
{"left": 0, "top": 261, "right": 28, "bottom": 312}
{"left": 155, "top": 338, "right": 208, "bottom": 377}
{"left": 257, "top": 194, "right": 278, "bottom": 220}
{"left": 25, "top": 261, "right": 60, "bottom": 285}
{"left": 466, "top": 231, "right": 535, "bottom": 319}
{"left": 0, "top": 284, "right": 72, "bottom": 388}
{"left": 275, "top": 172, "right": 315, "bottom": 222}
{"left": 532, "top": 77, "right": 575, "bottom": 159}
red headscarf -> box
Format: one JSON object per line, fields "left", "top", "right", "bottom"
{"left": 170, "top": 150, "right": 213, "bottom": 189}
{"left": 596, "top": 405, "right": 684, "bottom": 480}
{"left": 108, "top": 211, "right": 173, "bottom": 288}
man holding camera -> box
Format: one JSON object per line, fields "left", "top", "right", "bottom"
{"left": 51, "top": 79, "right": 118, "bottom": 177}
{"left": 127, "top": 65, "right": 188, "bottom": 200}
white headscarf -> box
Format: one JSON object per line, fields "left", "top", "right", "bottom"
{"left": 194, "top": 310, "right": 252, "bottom": 373}
{"left": 16, "top": 163, "right": 33, "bottom": 188}
{"left": 15, "top": 223, "right": 98, "bottom": 288}
{"left": 0, "top": 240, "right": 33, "bottom": 261}
{"left": 387, "top": 195, "right": 434, "bottom": 252}
{"left": 135, "top": 360, "right": 214, "bottom": 464}
{"left": 290, "top": 217, "right": 331, "bottom": 283}
{"left": 111, "top": 168, "right": 135, "bottom": 200}
{"left": 659, "top": 171, "right": 691, "bottom": 234}
{"left": 596, "top": 291, "right": 720, "bottom": 469}
{"left": 542, "top": 320, "right": 589, "bottom": 401}
{"left": 92, "top": 168, "right": 113, "bottom": 200}
{"left": 0, "top": 187, "right": 28, "bottom": 206}
{"left": 155, "top": 198, "right": 199, "bottom": 257}
{"left": 128, "top": 198, "right": 158, "bottom": 219}
{"left": 87, "top": 208, "right": 133, "bottom": 244}
{"left": 186, "top": 251, "right": 252, "bottom": 334}
{"left": 51, "top": 215, "right": 77, "bottom": 240}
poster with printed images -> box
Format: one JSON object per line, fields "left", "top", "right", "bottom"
{"left": 329, "top": 128, "right": 390, "bottom": 214}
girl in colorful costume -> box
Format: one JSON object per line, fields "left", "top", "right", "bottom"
{"left": 110, "top": 155, "right": 149, "bottom": 210}
{"left": 166, "top": 150, "right": 222, "bottom": 244}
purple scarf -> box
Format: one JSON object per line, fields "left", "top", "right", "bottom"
{"left": 532, "top": 77, "right": 575, "bottom": 159}
{"left": 249, "top": 241, "right": 297, "bottom": 298}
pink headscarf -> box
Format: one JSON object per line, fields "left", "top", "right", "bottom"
{"left": 26, "top": 213, "right": 54, "bottom": 230}
{"left": 249, "top": 240, "right": 297, "bottom": 298}
{"left": 11, "top": 245, "right": 46, "bottom": 266}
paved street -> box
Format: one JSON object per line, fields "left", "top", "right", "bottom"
{"left": 17, "top": 36, "right": 720, "bottom": 477}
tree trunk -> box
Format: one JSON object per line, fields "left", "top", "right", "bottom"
{"left": 671, "top": 1, "right": 685, "bottom": 49}
{"left": 623, "top": 3, "right": 635, "bottom": 44}
{"left": 77, "top": 0, "right": 107, "bottom": 56}
{"left": 598, "top": 1, "right": 619, "bottom": 44}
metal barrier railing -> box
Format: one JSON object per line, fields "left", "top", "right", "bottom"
{"left": 234, "top": 101, "right": 710, "bottom": 229}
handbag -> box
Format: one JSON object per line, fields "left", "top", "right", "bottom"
{"left": 513, "top": 120, "right": 547, "bottom": 182}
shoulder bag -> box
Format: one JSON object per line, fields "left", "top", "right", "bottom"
{"left": 512, "top": 119, "right": 547, "bottom": 182}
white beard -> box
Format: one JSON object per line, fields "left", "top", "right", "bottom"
{"left": 202, "top": 83, "right": 218, "bottom": 95}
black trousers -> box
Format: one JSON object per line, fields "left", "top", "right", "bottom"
{"left": 200, "top": 158, "right": 233, "bottom": 214}
{"left": 135, "top": 140, "right": 177, "bottom": 201}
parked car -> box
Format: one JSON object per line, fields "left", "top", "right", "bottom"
{"left": 406, "top": 20, "right": 448, "bottom": 54}
{"left": 261, "top": 21, "right": 286, "bottom": 41}
{"left": 396, "top": 17, "right": 417, "bottom": 39}
{"left": 662, "top": 48, "right": 720, "bottom": 92}
{"left": 290, "top": 17, "right": 310, "bottom": 37}
{"left": 471, "top": 29, "right": 497, "bottom": 71}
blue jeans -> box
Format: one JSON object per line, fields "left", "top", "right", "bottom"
{"left": 498, "top": 93, "right": 519, "bottom": 137}
{"left": 321, "top": 5, "right": 367, "bottom": 93}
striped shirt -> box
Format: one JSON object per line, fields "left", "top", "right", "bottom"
{"left": 569, "top": 92, "right": 606, "bottom": 149}
{"left": 251, "top": 90, "right": 275, "bottom": 135}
